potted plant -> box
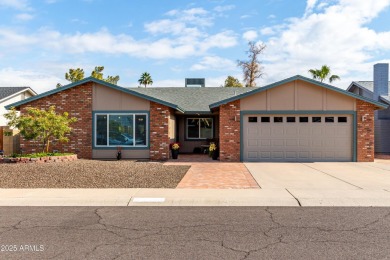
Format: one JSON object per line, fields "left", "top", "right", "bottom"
{"left": 209, "top": 143, "right": 219, "bottom": 160}
{"left": 170, "top": 142, "right": 180, "bottom": 159}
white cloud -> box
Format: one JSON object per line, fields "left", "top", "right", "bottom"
{"left": 144, "top": 19, "right": 187, "bottom": 35}
{"left": 240, "top": 14, "right": 251, "bottom": 19}
{"left": 304, "top": 0, "right": 318, "bottom": 16}
{"left": 0, "top": 68, "right": 61, "bottom": 93}
{"left": 0, "top": 0, "right": 31, "bottom": 10}
{"left": 259, "top": 0, "right": 390, "bottom": 88}
{"left": 190, "top": 56, "right": 237, "bottom": 71}
{"left": 260, "top": 27, "right": 275, "bottom": 35}
{"left": 243, "top": 30, "right": 258, "bottom": 41}
{"left": 214, "top": 5, "right": 235, "bottom": 12}
{"left": 15, "top": 13, "right": 34, "bottom": 21}
{"left": 0, "top": 26, "right": 237, "bottom": 60}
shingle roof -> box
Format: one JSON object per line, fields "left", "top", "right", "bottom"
{"left": 6, "top": 76, "right": 388, "bottom": 111}
{"left": 130, "top": 87, "right": 256, "bottom": 112}
{"left": 354, "top": 81, "right": 390, "bottom": 93}
{"left": 0, "top": 87, "right": 31, "bottom": 101}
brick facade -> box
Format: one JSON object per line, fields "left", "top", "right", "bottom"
{"left": 19, "top": 83, "right": 93, "bottom": 159}
{"left": 356, "top": 99, "right": 375, "bottom": 162}
{"left": 219, "top": 99, "right": 240, "bottom": 162}
{"left": 149, "top": 101, "right": 173, "bottom": 160}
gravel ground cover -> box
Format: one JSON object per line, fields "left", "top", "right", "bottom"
{"left": 0, "top": 160, "right": 190, "bottom": 188}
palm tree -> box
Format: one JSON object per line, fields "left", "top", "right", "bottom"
{"left": 138, "top": 72, "right": 153, "bottom": 88}
{"left": 308, "top": 65, "right": 340, "bottom": 83}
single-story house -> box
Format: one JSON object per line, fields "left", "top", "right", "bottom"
{"left": 347, "top": 63, "right": 390, "bottom": 153}
{"left": 1, "top": 86, "right": 37, "bottom": 154}
{"left": 6, "top": 75, "right": 387, "bottom": 162}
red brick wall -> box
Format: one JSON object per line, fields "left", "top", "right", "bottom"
{"left": 149, "top": 101, "right": 173, "bottom": 160}
{"left": 19, "top": 83, "right": 93, "bottom": 159}
{"left": 356, "top": 99, "right": 375, "bottom": 162}
{"left": 219, "top": 99, "right": 240, "bottom": 162}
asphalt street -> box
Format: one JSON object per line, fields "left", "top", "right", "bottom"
{"left": 0, "top": 207, "right": 390, "bottom": 260}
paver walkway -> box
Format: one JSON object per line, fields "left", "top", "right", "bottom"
{"left": 165, "top": 161, "right": 260, "bottom": 189}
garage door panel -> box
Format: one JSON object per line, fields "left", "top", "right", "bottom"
{"left": 286, "top": 139, "right": 298, "bottom": 146}
{"left": 271, "top": 151, "right": 284, "bottom": 159}
{"left": 272, "top": 140, "right": 284, "bottom": 146}
{"left": 311, "top": 139, "right": 322, "bottom": 147}
{"left": 299, "top": 151, "right": 310, "bottom": 159}
{"left": 286, "top": 128, "right": 298, "bottom": 135}
{"left": 299, "top": 140, "right": 310, "bottom": 147}
{"left": 285, "top": 151, "right": 297, "bottom": 158}
{"left": 243, "top": 114, "right": 353, "bottom": 162}
{"left": 272, "top": 128, "right": 284, "bottom": 135}
{"left": 247, "top": 151, "right": 258, "bottom": 159}
{"left": 247, "top": 127, "right": 258, "bottom": 134}
{"left": 260, "top": 152, "right": 271, "bottom": 159}
{"left": 261, "top": 128, "right": 271, "bottom": 136}
{"left": 299, "top": 128, "right": 310, "bottom": 136}
{"left": 247, "top": 139, "right": 258, "bottom": 147}
{"left": 311, "top": 151, "right": 322, "bottom": 159}
{"left": 260, "top": 140, "right": 271, "bottom": 146}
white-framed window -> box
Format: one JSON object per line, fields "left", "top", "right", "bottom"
{"left": 186, "top": 118, "right": 213, "bottom": 139}
{"left": 95, "top": 113, "right": 148, "bottom": 147}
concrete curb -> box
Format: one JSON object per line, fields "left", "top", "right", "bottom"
{"left": 1, "top": 188, "right": 390, "bottom": 207}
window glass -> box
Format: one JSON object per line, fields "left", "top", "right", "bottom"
{"left": 96, "top": 114, "right": 148, "bottom": 147}
{"left": 135, "top": 115, "right": 147, "bottom": 145}
{"left": 312, "top": 117, "right": 321, "bottom": 123}
{"left": 109, "top": 115, "right": 134, "bottom": 146}
{"left": 186, "top": 118, "right": 213, "bottom": 139}
{"left": 274, "top": 117, "right": 283, "bottom": 123}
{"left": 200, "top": 118, "right": 213, "bottom": 138}
{"left": 261, "top": 117, "right": 270, "bottom": 122}
{"left": 338, "top": 117, "right": 347, "bottom": 123}
{"left": 287, "top": 117, "right": 296, "bottom": 123}
{"left": 96, "top": 115, "right": 107, "bottom": 145}
{"left": 299, "top": 117, "right": 309, "bottom": 123}
{"left": 248, "top": 117, "right": 257, "bottom": 123}
{"left": 325, "top": 117, "right": 334, "bottom": 123}
{"left": 187, "top": 119, "right": 199, "bottom": 138}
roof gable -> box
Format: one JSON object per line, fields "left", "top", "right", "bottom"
{"left": 0, "top": 87, "right": 36, "bottom": 102}
{"left": 5, "top": 77, "right": 185, "bottom": 112}
{"left": 210, "top": 75, "right": 388, "bottom": 109}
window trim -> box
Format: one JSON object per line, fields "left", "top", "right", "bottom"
{"left": 186, "top": 118, "right": 214, "bottom": 140}
{"left": 94, "top": 112, "right": 149, "bottom": 148}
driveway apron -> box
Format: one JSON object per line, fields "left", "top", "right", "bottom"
{"left": 245, "top": 163, "right": 360, "bottom": 190}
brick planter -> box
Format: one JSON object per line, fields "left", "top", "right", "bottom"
{"left": 0, "top": 154, "right": 78, "bottom": 164}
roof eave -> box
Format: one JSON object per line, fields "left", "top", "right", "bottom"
{"left": 210, "top": 75, "right": 387, "bottom": 109}
{"left": 5, "top": 77, "right": 185, "bottom": 112}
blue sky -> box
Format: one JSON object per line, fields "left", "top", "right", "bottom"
{"left": 0, "top": 0, "right": 390, "bottom": 93}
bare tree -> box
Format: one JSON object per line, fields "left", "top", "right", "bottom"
{"left": 237, "top": 42, "right": 266, "bottom": 87}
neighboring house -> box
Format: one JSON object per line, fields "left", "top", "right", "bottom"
{"left": 0, "top": 87, "right": 37, "bottom": 126}
{"left": 0, "top": 87, "right": 37, "bottom": 154}
{"left": 347, "top": 63, "right": 390, "bottom": 153}
{"left": 6, "top": 75, "right": 387, "bottom": 162}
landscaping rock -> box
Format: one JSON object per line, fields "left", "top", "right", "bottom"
{"left": 0, "top": 159, "right": 189, "bottom": 188}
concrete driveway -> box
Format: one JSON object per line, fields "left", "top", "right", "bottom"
{"left": 245, "top": 160, "right": 390, "bottom": 206}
